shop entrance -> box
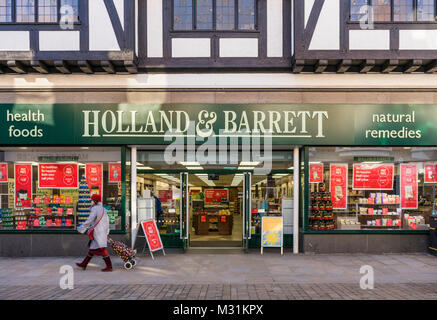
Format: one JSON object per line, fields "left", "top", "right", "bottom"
{"left": 187, "top": 173, "right": 245, "bottom": 248}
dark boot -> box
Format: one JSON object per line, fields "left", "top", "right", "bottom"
{"left": 102, "top": 256, "right": 113, "bottom": 272}
{"left": 76, "top": 254, "right": 93, "bottom": 270}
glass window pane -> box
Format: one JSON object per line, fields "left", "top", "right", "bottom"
{"left": 371, "top": 0, "right": 391, "bottom": 21}
{"left": 217, "top": 0, "right": 235, "bottom": 30}
{"left": 38, "top": 0, "right": 57, "bottom": 23}
{"left": 238, "top": 0, "right": 255, "bottom": 30}
{"left": 307, "top": 147, "right": 434, "bottom": 231}
{"left": 0, "top": 0, "right": 12, "bottom": 22}
{"left": 394, "top": 0, "right": 414, "bottom": 21}
{"left": 60, "top": 0, "right": 79, "bottom": 22}
{"left": 16, "top": 0, "right": 35, "bottom": 23}
{"left": 350, "top": 0, "right": 369, "bottom": 21}
{"left": 417, "top": 0, "right": 435, "bottom": 21}
{"left": 174, "top": 0, "right": 192, "bottom": 30}
{"left": 196, "top": 0, "right": 212, "bottom": 30}
{"left": 0, "top": 147, "right": 123, "bottom": 232}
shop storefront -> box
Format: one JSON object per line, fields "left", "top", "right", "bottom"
{"left": 0, "top": 103, "right": 435, "bottom": 256}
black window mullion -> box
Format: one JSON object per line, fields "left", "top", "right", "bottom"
{"left": 35, "top": 0, "right": 39, "bottom": 23}
{"left": 193, "top": 0, "right": 196, "bottom": 30}
{"left": 12, "top": 0, "right": 16, "bottom": 23}
{"left": 213, "top": 0, "right": 216, "bottom": 30}
{"left": 235, "top": 0, "right": 238, "bottom": 30}
{"left": 57, "top": 0, "right": 61, "bottom": 23}
{"left": 391, "top": 0, "right": 394, "bottom": 22}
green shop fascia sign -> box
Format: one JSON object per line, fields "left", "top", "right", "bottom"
{"left": 1, "top": 104, "right": 436, "bottom": 146}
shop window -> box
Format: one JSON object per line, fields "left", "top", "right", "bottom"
{"left": 0, "top": 147, "right": 123, "bottom": 232}
{"left": 0, "top": 0, "right": 79, "bottom": 24}
{"left": 173, "top": 0, "right": 257, "bottom": 31}
{"left": 350, "top": 0, "right": 436, "bottom": 22}
{"left": 307, "top": 147, "right": 435, "bottom": 232}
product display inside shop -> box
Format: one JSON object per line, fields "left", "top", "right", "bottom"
{"left": 308, "top": 147, "right": 436, "bottom": 231}
{"left": 0, "top": 147, "right": 123, "bottom": 231}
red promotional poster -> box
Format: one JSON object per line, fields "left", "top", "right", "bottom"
{"left": 352, "top": 163, "right": 394, "bottom": 190}
{"left": 14, "top": 164, "right": 33, "bottom": 208}
{"left": 400, "top": 164, "right": 418, "bottom": 209}
{"left": 38, "top": 163, "right": 78, "bottom": 189}
{"left": 140, "top": 220, "right": 164, "bottom": 252}
{"left": 158, "top": 190, "right": 172, "bottom": 203}
{"left": 108, "top": 163, "right": 121, "bottom": 183}
{"left": 309, "top": 163, "right": 324, "bottom": 183}
{"left": 0, "top": 163, "right": 8, "bottom": 182}
{"left": 330, "top": 164, "right": 348, "bottom": 210}
{"left": 204, "top": 189, "right": 229, "bottom": 203}
{"left": 424, "top": 164, "right": 437, "bottom": 183}
{"left": 86, "top": 164, "right": 103, "bottom": 198}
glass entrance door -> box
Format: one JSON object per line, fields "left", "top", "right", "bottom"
{"left": 180, "top": 172, "right": 189, "bottom": 251}
{"left": 243, "top": 172, "right": 252, "bottom": 252}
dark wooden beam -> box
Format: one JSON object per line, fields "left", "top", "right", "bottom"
{"left": 404, "top": 60, "right": 422, "bottom": 73}
{"left": 101, "top": 60, "right": 116, "bottom": 74}
{"left": 7, "top": 60, "right": 26, "bottom": 74}
{"left": 30, "top": 60, "right": 49, "bottom": 74}
{"left": 78, "top": 60, "right": 94, "bottom": 74}
{"left": 359, "top": 60, "right": 376, "bottom": 74}
{"left": 292, "top": 59, "right": 305, "bottom": 73}
{"left": 425, "top": 60, "right": 437, "bottom": 74}
{"left": 314, "top": 60, "right": 328, "bottom": 73}
{"left": 124, "top": 60, "right": 137, "bottom": 74}
{"left": 336, "top": 59, "right": 352, "bottom": 73}
{"left": 54, "top": 60, "right": 71, "bottom": 74}
{"left": 382, "top": 60, "right": 399, "bottom": 73}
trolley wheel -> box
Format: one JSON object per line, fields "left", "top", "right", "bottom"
{"left": 124, "top": 261, "right": 133, "bottom": 270}
{"left": 130, "top": 259, "right": 137, "bottom": 267}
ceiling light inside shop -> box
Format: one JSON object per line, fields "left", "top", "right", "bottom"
{"left": 238, "top": 166, "right": 255, "bottom": 170}
{"left": 186, "top": 167, "right": 203, "bottom": 170}
{"left": 239, "top": 161, "right": 260, "bottom": 166}
{"left": 179, "top": 161, "right": 201, "bottom": 166}
{"left": 137, "top": 166, "right": 153, "bottom": 170}
{"left": 287, "top": 167, "right": 294, "bottom": 170}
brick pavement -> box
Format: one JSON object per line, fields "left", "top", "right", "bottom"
{"left": 0, "top": 252, "right": 436, "bottom": 300}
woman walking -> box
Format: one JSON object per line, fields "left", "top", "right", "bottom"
{"left": 76, "top": 194, "right": 112, "bottom": 272}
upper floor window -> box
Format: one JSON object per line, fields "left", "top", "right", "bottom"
{"left": 350, "top": 0, "right": 436, "bottom": 22}
{"left": 173, "top": 0, "right": 257, "bottom": 31}
{"left": 0, "top": 0, "right": 79, "bottom": 23}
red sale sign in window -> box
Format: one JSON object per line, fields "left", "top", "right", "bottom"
{"left": 140, "top": 220, "right": 164, "bottom": 252}
{"left": 309, "top": 163, "right": 324, "bottom": 183}
{"left": 204, "top": 189, "right": 229, "bottom": 203}
{"left": 400, "top": 164, "right": 418, "bottom": 209}
{"left": 330, "top": 164, "right": 348, "bottom": 210}
{"left": 0, "top": 163, "right": 8, "bottom": 183}
{"left": 352, "top": 163, "right": 394, "bottom": 190}
{"left": 14, "top": 164, "right": 33, "bottom": 208}
{"left": 108, "top": 163, "right": 121, "bottom": 183}
{"left": 38, "top": 163, "right": 78, "bottom": 189}
{"left": 424, "top": 164, "right": 437, "bottom": 184}
{"left": 86, "top": 164, "right": 103, "bottom": 198}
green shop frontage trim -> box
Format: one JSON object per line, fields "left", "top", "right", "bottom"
{"left": 0, "top": 104, "right": 435, "bottom": 255}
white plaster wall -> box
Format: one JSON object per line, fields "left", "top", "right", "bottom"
{"left": 349, "top": 30, "right": 390, "bottom": 50}
{"left": 309, "top": 0, "right": 339, "bottom": 50}
{"left": 147, "top": 0, "right": 163, "bottom": 57}
{"left": 219, "top": 39, "right": 258, "bottom": 57}
{"left": 172, "top": 39, "right": 211, "bottom": 57}
{"left": 39, "top": 31, "right": 80, "bottom": 51}
{"left": 267, "top": 0, "right": 283, "bottom": 57}
{"left": 0, "top": 31, "right": 29, "bottom": 51}
{"left": 399, "top": 30, "right": 437, "bottom": 50}
{"left": 89, "top": 0, "right": 120, "bottom": 51}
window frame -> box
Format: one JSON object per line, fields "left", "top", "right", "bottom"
{"left": 0, "top": 0, "right": 80, "bottom": 25}
{"left": 349, "top": 0, "right": 437, "bottom": 23}
{"left": 171, "top": 0, "right": 259, "bottom": 32}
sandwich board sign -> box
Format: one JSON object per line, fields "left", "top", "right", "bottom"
{"left": 133, "top": 219, "right": 165, "bottom": 260}
{"left": 261, "top": 216, "right": 283, "bottom": 255}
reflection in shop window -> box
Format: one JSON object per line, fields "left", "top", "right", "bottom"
{"left": 307, "top": 147, "right": 435, "bottom": 232}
